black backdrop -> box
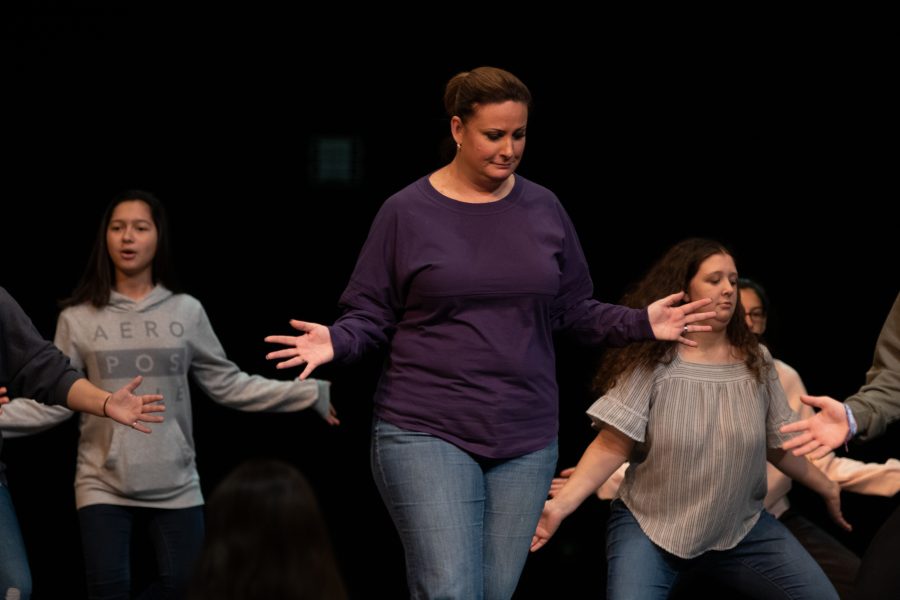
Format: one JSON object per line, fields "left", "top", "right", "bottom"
{"left": 3, "top": 10, "right": 898, "bottom": 599}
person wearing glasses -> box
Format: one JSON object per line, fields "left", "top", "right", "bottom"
{"left": 780, "top": 291, "right": 900, "bottom": 600}
{"left": 550, "top": 279, "right": 899, "bottom": 598}
{"left": 740, "top": 278, "right": 900, "bottom": 598}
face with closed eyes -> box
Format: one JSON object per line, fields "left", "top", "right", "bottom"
{"left": 686, "top": 253, "right": 738, "bottom": 331}
{"left": 451, "top": 100, "right": 527, "bottom": 184}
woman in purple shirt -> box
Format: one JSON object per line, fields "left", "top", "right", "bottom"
{"left": 265, "top": 66, "right": 714, "bottom": 599}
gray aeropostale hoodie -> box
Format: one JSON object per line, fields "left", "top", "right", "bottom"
{"left": 0, "top": 285, "right": 330, "bottom": 509}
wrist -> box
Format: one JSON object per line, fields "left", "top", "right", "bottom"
{"left": 548, "top": 492, "right": 585, "bottom": 519}
{"left": 101, "top": 394, "right": 112, "bottom": 417}
{"left": 843, "top": 404, "right": 857, "bottom": 451}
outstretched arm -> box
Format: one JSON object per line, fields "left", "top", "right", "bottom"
{"left": 548, "top": 463, "right": 628, "bottom": 501}
{"left": 780, "top": 395, "right": 849, "bottom": 458}
{"left": 845, "top": 293, "right": 900, "bottom": 440}
{"left": 646, "top": 291, "right": 717, "bottom": 347}
{"left": 768, "top": 448, "right": 851, "bottom": 531}
{"left": 66, "top": 376, "right": 164, "bottom": 434}
{"left": 265, "top": 320, "right": 335, "bottom": 381}
{"left": 531, "top": 426, "right": 633, "bottom": 552}
{"left": 0, "top": 397, "right": 73, "bottom": 438}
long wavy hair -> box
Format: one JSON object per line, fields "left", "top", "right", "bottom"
{"left": 595, "top": 238, "right": 764, "bottom": 393}
{"left": 62, "top": 189, "right": 180, "bottom": 308}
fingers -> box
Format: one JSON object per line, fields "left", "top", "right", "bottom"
{"left": 299, "top": 362, "right": 318, "bottom": 381}
{"left": 289, "top": 320, "right": 317, "bottom": 333}
{"left": 660, "top": 291, "right": 685, "bottom": 305}
{"left": 138, "top": 414, "right": 165, "bottom": 424}
{"left": 680, "top": 297, "right": 713, "bottom": 312}
{"left": 790, "top": 440, "right": 822, "bottom": 458}
{"left": 548, "top": 479, "right": 566, "bottom": 498}
{"left": 799, "top": 394, "right": 838, "bottom": 411}
{"left": 684, "top": 312, "right": 716, "bottom": 324}
{"left": 141, "top": 400, "right": 166, "bottom": 413}
{"left": 559, "top": 467, "right": 576, "bottom": 477}
{"left": 326, "top": 404, "right": 340, "bottom": 426}
{"left": 835, "top": 514, "right": 853, "bottom": 532}
{"left": 266, "top": 347, "right": 300, "bottom": 360}
{"left": 265, "top": 335, "right": 300, "bottom": 346}
{"left": 124, "top": 375, "right": 144, "bottom": 392}
{"left": 829, "top": 500, "right": 852, "bottom": 531}
{"left": 530, "top": 536, "right": 546, "bottom": 552}
{"left": 132, "top": 422, "right": 152, "bottom": 434}
{"left": 277, "top": 356, "right": 308, "bottom": 370}
{"left": 807, "top": 444, "right": 833, "bottom": 460}
{"left": 779, "top": 420, "right": 810, "bottom": 435}
{"left": 780, "top": 431, "right": 812, "bottom": 450}
{"left": 798, "top": 394, "right": 826, "bottom": 408}
{"left": 677, "top": 335, "right": 699, "bottom": 347}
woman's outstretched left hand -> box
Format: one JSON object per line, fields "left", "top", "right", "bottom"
{"left": 647, "top": 291, "right": 716, "bottom": 347}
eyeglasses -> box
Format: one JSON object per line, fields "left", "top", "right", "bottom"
{"left": 746, "top": 308, "right": 767, "bottom": 321}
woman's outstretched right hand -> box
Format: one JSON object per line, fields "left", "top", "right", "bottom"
{"left": 531, "top": 500, "right": 565, "bottom": 552}
{"left": 265, "top": 320, "right": 334, "bottom": 380}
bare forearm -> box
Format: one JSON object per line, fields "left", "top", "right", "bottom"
{"left": 764, "top": 462, "right": 792, "bottom": 511}
{"left": 768, "top": 448, "right": 832, "bottom": 496}
{"left": 65, "top": 378, "right": 107, "bottom": 417}
{"left": 553, "top": 428, "right": 632, "bottom": 515}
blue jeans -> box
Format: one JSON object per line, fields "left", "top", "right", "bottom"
{"left": 606, "top": 500, "right": 838, "bottom": 600}
{"left": 371, "top": 418, "right": 558, "bottom": 600}
{"left": 78, "top": 504, "right": 204, "bottom": 600}
{"left": 0, "top": 483, "right": 32, "bottom": 600}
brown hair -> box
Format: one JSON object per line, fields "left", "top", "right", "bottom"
{"left": 595, "top": 238, "right": 764, "bottom": 393}
{"left": 443, "top": 66, "right": 532, "bottom": 121}
{"left": 188, "top": 459, "right": 346, "bottom": 600}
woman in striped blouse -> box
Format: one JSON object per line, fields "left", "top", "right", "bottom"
{"left": 530, "top": 238, "right": 850, "bottom": 600}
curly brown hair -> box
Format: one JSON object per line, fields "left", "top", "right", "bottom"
{"left": 595, "top": 238, "right": 764, "bottom": 393}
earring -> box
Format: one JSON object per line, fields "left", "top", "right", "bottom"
{"left": 456, "top": 143, "right": 461, "bottom": 151}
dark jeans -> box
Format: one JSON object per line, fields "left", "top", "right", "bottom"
{"left": 780, "top": 510, "right": 860, "bottom": 599}
{"left": 854, "top": 503, "right": 900, "bottom": 600}
{"left": 78, "top": 504, "right": 204, "bottom": 600}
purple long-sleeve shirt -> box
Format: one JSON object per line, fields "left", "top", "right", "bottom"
{"left": 330, "top": 175, "right": 652, "bottom": 458}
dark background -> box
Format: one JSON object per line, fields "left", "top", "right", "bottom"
{"left": 2, "top": 8, "right": 898, "bottom": 599}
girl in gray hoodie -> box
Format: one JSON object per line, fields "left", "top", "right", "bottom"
{"left": 0, "top": 190, "right": 336, "bottom": 600}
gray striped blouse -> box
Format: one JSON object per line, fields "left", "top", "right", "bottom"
{"left": 587, "top": 348, "right": 796, "bottom": 558}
